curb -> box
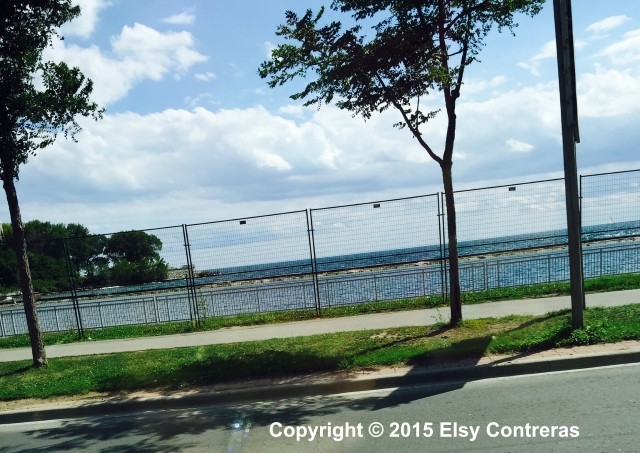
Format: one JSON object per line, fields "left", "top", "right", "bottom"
{"left": 2, "top": 348, "right": 639, "bottom": 425}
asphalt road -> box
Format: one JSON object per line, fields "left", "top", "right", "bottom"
{"left": 1, "top": 363, "right": 638, "bottom": 452}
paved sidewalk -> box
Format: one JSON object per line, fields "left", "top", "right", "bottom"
{"left": 1, "top": 288, "right": 639, "bottom": 363}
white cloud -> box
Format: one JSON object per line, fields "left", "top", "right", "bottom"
{"left": 447, "top": 82, "right": 561, "bottom": 180}
{"left": 574, "top": 40, "right": 588, "bottom": 51}
{"left": 252, "top": 149, "right": 293, "bottom": 172}
{"left": 579, "top": 65, "right": 640, "bottom": 118}
{"left": 17, "top": 104, "right": 440, "bottom": 227}
{"left": 10, "top": 78, "right": 640, "bottom": 232}
{"left": 195, "top": 71, "right": 216, "bottom": 81}
{"left": 518, "top": 40, "right": 557, "bottom": 76}
{"left": 25, "top": 107, "right": 337, "bottom": 196}
{"left": 506, "top": 139, "right": 534, "bottom": 153}
{"left": 462, "top": 76, "right": 507, "bottom": 97}
{"left": 453, "top": 151, "right": 468, "bottom": 160}
{"left": 112, "top": 23, "right": 207, "bottom": 75}
{"left": 60, "top": 0, "right": 111, "bottom": 39}
{"left": 278, "top": 105, "right": 306, "bottom": 117}
{"left": 586, "top": 15, "right": 631, "bottom": 35}
{"left": 44, "top": 23, "right": 208, "bottom": 106}
{"left": 12, "top": 20, "right": 640, "bottom": 233}
{"left": 597, "top": 29, "right": 640, "bottom": 66}
{"left": 161, "top": 12, "right": 196, "bottom": 26}
{"left": 185, "top": 93, "right": 218, "bottom": 108}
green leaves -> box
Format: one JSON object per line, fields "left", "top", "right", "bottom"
{"left": 259, "top": 0, "right": 544, "bottom": 142}
{"left": 0, "top": 1, "right": 103, "bottom": 180}
{"left": 0, "top": 222, "right": 170, "bottom": 292}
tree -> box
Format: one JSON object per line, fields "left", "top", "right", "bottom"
{"left": 105, "top": 231, "right": 164, "bottom": 263}
{"left": 0, "top": 220, "right": 108, "bottom": 292}
{"left": 105, "top": 231, "right": 169, "bottom": 285}
{"left": 0, "top": 1, "right": 103, "bottom": 367}
{"left": 64, "top": 227, "right": 109, "bottom": 287}
{"left": 259, "top": 0, "right": 543, "bottom": 325}
{"left": 0, "top": 224, "right": 17, "bottom": 289}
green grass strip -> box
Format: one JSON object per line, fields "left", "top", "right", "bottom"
{"left": 1, "top": 304, "right": 639, "bottom": 402}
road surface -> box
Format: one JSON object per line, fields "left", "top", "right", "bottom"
{"left": 1, "top": 363, "right": 638, "bottom": 452}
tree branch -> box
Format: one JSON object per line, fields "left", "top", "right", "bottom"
{"left": 452, "top": 28, "right": 470, "bottom": 99}
{"left": 448, "top": 0, "right": 492, "bottom": 30}
{"left": 375, "top": 73, "right": 442, "bottom": 165}
{"left": 437, "top": 0, "right": 453, "bottom": 102}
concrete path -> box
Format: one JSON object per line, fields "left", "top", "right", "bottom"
{"left": 1, "top": 289, "right": 639, "bottom": 363}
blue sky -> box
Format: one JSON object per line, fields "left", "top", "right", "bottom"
{"left": 2, "top": 0, "right": 640, "bottom": 235}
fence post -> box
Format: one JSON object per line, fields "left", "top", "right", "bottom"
{"left": 307, "top": 210, "right": 322, "bottom": 316}
{"left": 98, "top": 302, "right": 104, "bottom": 328}
{"left": 182, "top": 224, "right": 200, "bottom": 327}
{"left": 373, "top": 275, "right": 379, "bottom": 302}
{"left": 599, "top": 247, "right": 603, "bottom": 276}
{"left": 579, "top": 174, "right": 583, "bottom": 227}
{"left": 483, "top": 260, "right": 488, "bottom": 290}
{"left": 63, "top": 237, "right": 84, "bottom": 338}
{"left": 153, "top": 295, "right": 160, "bottom": 323}
{"left": 143, "top": 299, "right": 149, "bottom": 324}
{"left": 438, "top": 193, "right": 449, "bottom": 304}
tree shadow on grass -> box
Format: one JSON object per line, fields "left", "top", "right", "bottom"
{"left": 0, "top": 364, "right": 32, "bottom": 378}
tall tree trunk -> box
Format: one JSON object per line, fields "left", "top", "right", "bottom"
{"left": 441, "top": 160, "right": 462, "bottom": 325}
{"left": 2, "top": 175, "right": 47, "bottom": 367}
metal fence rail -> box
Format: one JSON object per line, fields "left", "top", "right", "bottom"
{"left": 1, "top": 169, "right": 639, "bottom": 338}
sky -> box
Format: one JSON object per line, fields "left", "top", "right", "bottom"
{"left": 2, "top": 0, "right": 640, "bottom": 236}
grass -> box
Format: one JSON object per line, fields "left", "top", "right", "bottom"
{"left": 1, "top": 272, "right": 640, "bottom": 350}
{"left": 1, "top": 303, "right": 639, "bottom": 402}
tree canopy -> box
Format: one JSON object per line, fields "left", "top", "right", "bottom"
{"left": 0, "top": 222, "right": 169, "bottom": 292}
{"left": 260, "top": 0, "right": 543, "bottom": 161}
{"left": 0, "top": 0, "right": 103, "bottom": 180}
{"left": 260, "top": 0, "right": 544, "bottom": 324}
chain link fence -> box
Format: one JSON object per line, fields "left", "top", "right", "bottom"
{"left": 310, "top": 194, "right": 444, "bottom": 308}
{"left": 581, "top": 169, "right": 640, "bottom": 278}
{"left": 448, "top": 179, "right": 570, "bottom": 291}
{"left": 185, "top": 211, "right": 316, "bottom": 317}
{"left": 1, "top": 169, "right": 639, "bottom": 337}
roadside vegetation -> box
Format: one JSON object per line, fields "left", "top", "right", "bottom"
{"left": 0, "top": 303, "right": 638, "bottom": 402}
{"left": 0, "top": 221, "right": 168, "bottom": 293}
{"left": 1, "top": 272, "right": 639, "bottom": 350}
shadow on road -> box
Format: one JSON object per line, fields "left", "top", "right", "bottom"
{"left": 3, "top": 312, "right": 582, "bottom": 452}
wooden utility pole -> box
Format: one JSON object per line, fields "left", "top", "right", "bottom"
{"left": 553, "top": 0, "right": 584, "bottom": 329}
